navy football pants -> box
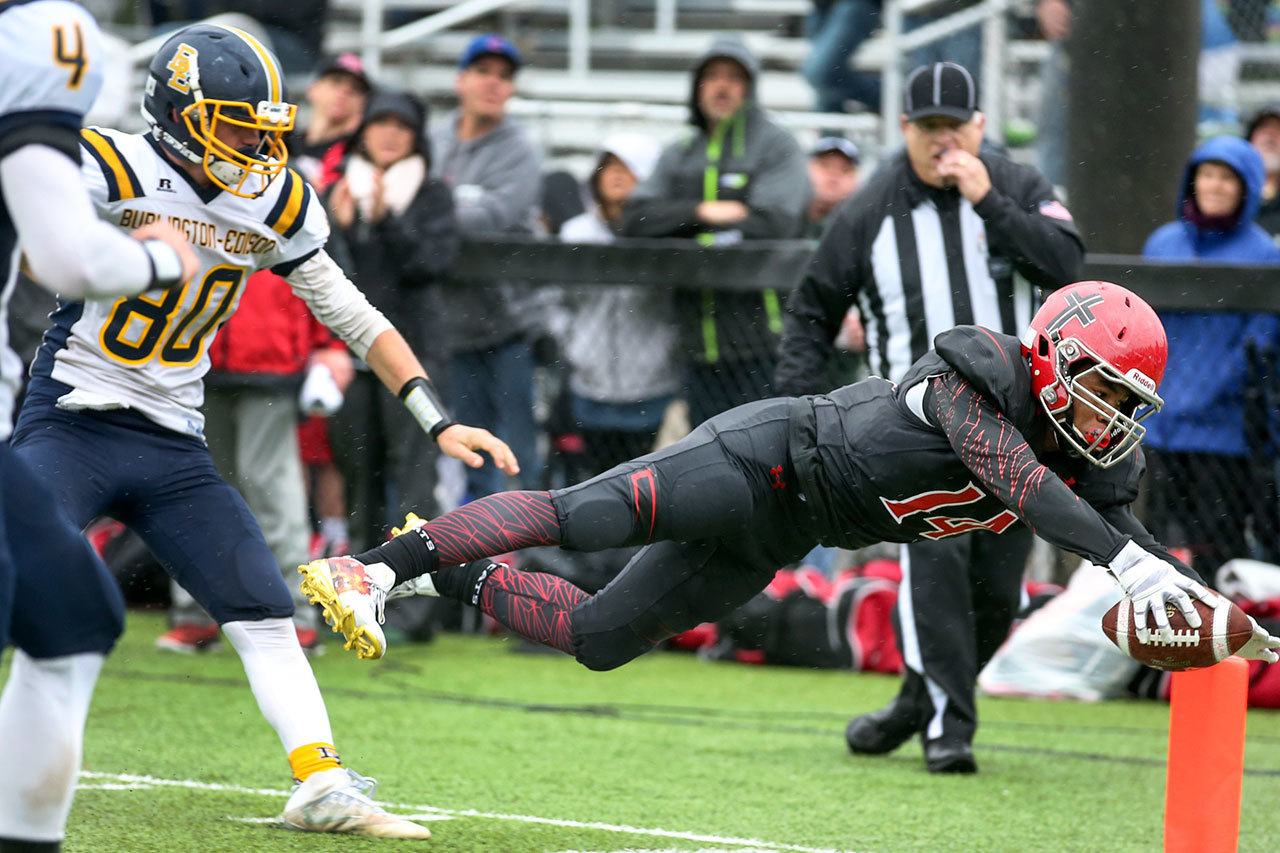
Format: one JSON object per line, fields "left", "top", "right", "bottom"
{"left": 11, "top": 379, "right": 294, "bottom": 626}
{"left": 0, "top": 437, "right": 124, "bottom": 658}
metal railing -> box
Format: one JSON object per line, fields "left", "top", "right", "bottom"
{"left": 450, "top": 235, "right": 1280, "bottom": 313}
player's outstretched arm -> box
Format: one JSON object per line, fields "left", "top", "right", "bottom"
{"left": 282, "top": 249, "right": 518, "bottom": 474}
{"left": 364, "top": 330, "right": 519, "bottom": 475}
{"left": 927, "top": 371, "right": 1214, "bottom": 638}
{"left": 0, "top": 145, "right": 195, "bottom": 298}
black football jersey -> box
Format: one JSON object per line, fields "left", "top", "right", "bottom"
{"left": 789, "top": 326, "right": 1188, "bottom": 575}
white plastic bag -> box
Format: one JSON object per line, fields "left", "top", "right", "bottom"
{"left": 979, "top": 563, "right": 1137, "bottom": 702}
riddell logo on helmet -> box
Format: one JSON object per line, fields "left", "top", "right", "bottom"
{"left": 1126, "top": 369, "right": 1157, "bottom": 394}
{"left": 166, "top": 43, "right": 199, "bottom": 94}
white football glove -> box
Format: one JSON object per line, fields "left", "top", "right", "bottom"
{"left": 1237, "top": 616, "right": 1280, "bottom": 664}
{"left": 299, "top": 362, "right": 344, "bottom": 416}
{"left": 1108, "top": 540, "right": 1212, "bottom": 642}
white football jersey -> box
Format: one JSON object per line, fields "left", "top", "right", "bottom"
{"left": 0, "top": 0, "right": 106, "bottom": 439}
{"left": 33, "top": 127, "right": 328, "bottom": 437}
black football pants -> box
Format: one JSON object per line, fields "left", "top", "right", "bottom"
{"left": 550, "top": 399, "right": 816, "bottom": 670}
{"left": 890, "top": 526, "right": 1033, "bottom": 748}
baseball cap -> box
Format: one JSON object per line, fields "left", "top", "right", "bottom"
{"left": 316, "top": 53, "right": 372, "bottom": 93}
{"left": 458, "top": 33, "right": 522, "bottom": 72}
{"left": 811, "top": 136, "right": 860, "bottom": 164}
{"left": 903, "top": 61, "right": 978, "bottom": 123}
{"left": 1246, "top": 102, "right": 1280, "bottom": 139}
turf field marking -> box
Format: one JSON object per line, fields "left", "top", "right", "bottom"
{"left": 79, "top": 771, "right": 847, "bottom": 852}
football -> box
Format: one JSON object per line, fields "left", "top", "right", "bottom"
{"left": 1101, "top": 595, "right": 1253, "bottom": 670}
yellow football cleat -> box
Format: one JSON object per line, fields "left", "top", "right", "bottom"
{"left": 298, "top": 557, "right": 395, "bottom": 660}
{"left": 391, "top": 512, "right": 429, "bottom": 537}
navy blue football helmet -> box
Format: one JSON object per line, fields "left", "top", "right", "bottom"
{"left": 141, "top": 24, "right": 295, "bottom": 197}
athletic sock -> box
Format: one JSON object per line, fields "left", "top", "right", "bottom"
{"left": 354, "top": 491, "right": 563, "bottom": 586}
{"left": 220, "top": 618, "right": 336, "bottom": 781}
{"left": 353, "top": 527, "right": 439, "bottom": 586}
{"left": 440, "top": 560, "right": 589, "bottom": 655}
{"left": 287, "top": 742, "right": 344, "bottom": 783}
{"left": 0, "top": 651, "right": 104, "bottom": 845}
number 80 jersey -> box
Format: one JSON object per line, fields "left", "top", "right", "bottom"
{"left": 32, "top": 126, "right": 328, "bottom": 438}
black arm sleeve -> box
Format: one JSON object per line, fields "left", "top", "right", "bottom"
{"left": 773, "top": 206, "right": 861, "bottom": 396}
{"left": 971, "top": 167, "right": 1084, "bottom": 288}
{"left": 1098, "top": 504, "right": 1204, "bottom": 583}
{"left": 928, "top": 370, "right": 1131, "bottom": 565}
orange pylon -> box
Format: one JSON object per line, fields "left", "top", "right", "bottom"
{"left": 1164, "top": 656, "right": 1249, "bottom": 853}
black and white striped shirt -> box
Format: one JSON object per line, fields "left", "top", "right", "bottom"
{"left": 775, "top": 149, "right": 1084, "bottom": 390}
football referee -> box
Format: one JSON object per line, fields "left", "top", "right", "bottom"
{"left": 774, "top": 61, "right": 1085, "bottom": 773}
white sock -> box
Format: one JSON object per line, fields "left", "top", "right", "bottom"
{"left": 221, "top": 618, "right": 333, "bottom": 754}
{"left": 0, "top": 651, "right": 104, "bottom": 842}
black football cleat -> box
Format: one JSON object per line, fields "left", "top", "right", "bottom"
{"left": 845, "top": 705, "right": 919, "bottom": 755}
{"left": 924, "top": 739, "right": 977, "bottom": 774}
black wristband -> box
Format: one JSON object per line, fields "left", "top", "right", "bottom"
{"left": 398, "top": 376, "right": 457, "bottom": 440}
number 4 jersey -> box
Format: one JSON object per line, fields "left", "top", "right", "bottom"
{"left": 33, "top": 126, "right": 328, "bottom": 437}
{"left": 0, "top": 0, "right": 105, "bottom": 436}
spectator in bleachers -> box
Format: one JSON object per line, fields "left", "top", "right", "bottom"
{"left": 431, "top": 34, "right": 544, "bottom": 499}
{"left": 804, "top": 135, "right": 861, "bottom": 237}
{"left": 1246, "top": 102, "right": 1280, "bottom": 238}
{"left": 289, "top": 53, "right": 369, "bottom": 559}
{"left": 540, "top": 170, "right": 587, "bottom": 237}
{"left": 325, "top": 89, "right": 460, "bottom": 548}
{"left": 804, "top": 135, "right": 868, "bottom": 385}
{"left": 622, "top": 35, "right": 809, "bottom": 426}
{"left": 291, "top": 53, "right": 371, "bottom": 191}
{"left": 802, "top": 0, "right": 883, "bottom": 113}
{"left": 557, "top": 133, "right": 676, "bottom": 477}
{"left": 157, "top": 271, "right": 353, "bottom": 654}
{"left": 1142, "top": 135, "right": 1280, "bottom": 574}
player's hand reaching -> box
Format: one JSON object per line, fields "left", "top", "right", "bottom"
{"left": 1237, "top": 616, "right": 1280, "bottom": 663}
{"left": 436, "top": 424, "right": 520, "bottom": 475}
{"left": 130, "top": 220, "right": 199, "bottom": 286}
{"left": 1108, "top": 541, "right": 1213, "bottom": 641}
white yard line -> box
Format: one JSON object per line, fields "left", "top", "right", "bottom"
{"left": 79, "top": 771, "right": 847, "bottom": 853}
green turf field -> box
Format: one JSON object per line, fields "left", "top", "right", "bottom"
{"left": 23, "top": 612, "right": 1280, "bottom": 852}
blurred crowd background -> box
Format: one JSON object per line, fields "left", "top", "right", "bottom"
{"left": 11, "top": 1, "right": 1280, "bottom": 664}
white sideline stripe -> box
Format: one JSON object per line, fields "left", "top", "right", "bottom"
{"left": 79, "top": 771, "right": 847, "bottom": 853}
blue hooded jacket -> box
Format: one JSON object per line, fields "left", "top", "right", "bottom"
{"left": 1142, "top": 136, "right": 1280, "bottom": 456}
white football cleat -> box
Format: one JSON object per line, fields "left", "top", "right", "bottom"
{"left": 281, "top": 767, "right": 431, "bottom": 840}
{"left": 298, "top": 556, "right": 395, "bottom": 660}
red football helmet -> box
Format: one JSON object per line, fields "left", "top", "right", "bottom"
{"left": 1020, "top": 281, "right": 1167, "bottom": 468}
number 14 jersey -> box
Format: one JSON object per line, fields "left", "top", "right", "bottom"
{"left": 33, "top": 126, "right": 327, "bottom": 437}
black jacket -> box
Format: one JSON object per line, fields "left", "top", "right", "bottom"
{"left": 327, "top": 175, "right": 460, "bottom": 358}
{"left": 786, "top": 326, "right": 1195, "bottom": 579}
{"left": 775, "top": 149, "right": 1084, "bottom": 394}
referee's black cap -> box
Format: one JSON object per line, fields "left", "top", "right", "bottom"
{"left": 903, "top": 61, "right": 978, "bottom": 123}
